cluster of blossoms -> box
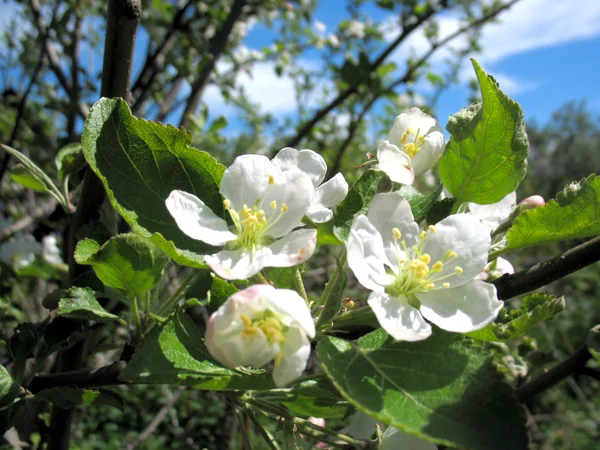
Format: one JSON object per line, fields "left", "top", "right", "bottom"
{"left": 166, "top": 107, "right": 537, "bottom": 386}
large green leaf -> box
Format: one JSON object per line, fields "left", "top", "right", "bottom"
{"left": 439, "top": 59, "right": 528, "bottom": 205}
{"left": 57, "top": 287, "right": 122, "bottom": 324}
{"left": 333, "top": 169, "right": 384, "bottom": 242}
{"left": 0, "top": 365, "right": 18, "bottom": 410}
{"left": 278, "top": 378, "right": 353, "bottom": 419}
{"left": 75, "top": 233, "right": 169, "bottom": 296}
{"left": 399, "top": 184, "right": 443, "bottom": 223}
{"left": 467, "top": 293, "right": 565, "bottom": 342}
{"left": 55, "top": 143, "right": 86, "bottom": 182}
{"left": 120, "top": 310, "right": 274, "bottom": 390}
{"left": 317, "top": 328, "right": 527, "bottom": 450}
{"left": 503, "top": 175, "right": 600, "bottom": 251}
{"left": 82, "top": 98, "right": 226, "bottom": 267}
{"left": 207, "top": 275, "right": 237, "bottom": 315}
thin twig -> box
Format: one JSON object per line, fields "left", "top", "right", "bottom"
{"left": 28, "top": 361, "right": 127, "bottom": 393}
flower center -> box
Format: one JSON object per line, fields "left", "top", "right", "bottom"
{"left": 240, "top": 310, "right": 287, "bottom": 366}
{"left": 384, "top": 225, "right": 463, "bottom": 299}
{"left": 398, "top": 127, "right": 426, "bottom": 159}
{"left": 222, "top": 174, "right": 289, "bottom": 251}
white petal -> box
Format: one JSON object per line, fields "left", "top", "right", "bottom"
{"left": 166, "top": 190, "right": 236, "bottom": 246}
{"left": 263, "top": 167, "right": 314, "bottom": 238}
{"left": 205, "top": 247, "right": 271, "bottom": 280}
{"left": 307, "top": 173, "right": 349, "bottom": 223}
{"left": 263, "top": 288, "right": 315, "bottom": 338}
{"left": 368, "top": 292, "right": 432, "bottom": 341}
{"left": 417, "top": 279, "right": 503, "bottom": 333}
{"left": 386, "top": 108, "right": 438, "bottom": 147}
{"left": 377, "top": 141, "right": 415, "bottom": 185}
{"left": 265, "top": 229, "right": 317, "bottom": 268}
{"left": 410, "top": 123, "right": 445, "bottom": 175}
{"left": 468, "top": 192, "right": 517, "bottom": 231}
{"left": 347, "top": 215, "right": 393, "bottom": 291}
{"left": 306, "top": 204, "right": 333, "bottom": 223}
{"left": 219, "top": 154, "right": 277, "bottom": 211}
{"left": 271, "top": 147, "right": 327, "bottom": 187}
{"left": 381, "top": 427, "right": 437, "bottom": 450}
{"left": 273, "top": 325, "right": 311, "bottom": 387}
{"left": 367, "top": 192, "right": 419, "bottom": 265}
{"left": 422, "top": 213, "right": 490, "bottom": 285}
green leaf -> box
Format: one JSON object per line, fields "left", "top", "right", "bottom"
{"left": 263, "top": 267, "right": 295, "bottom": 289}
{"left": 439, "top": 59, "right": 528, "bottom": 205}
{"left": 0, "top": 365, "right": 19, "bottom": 410}
{"left": 587, "top": 325, "right": 600, "bottom": 365}
{"left": 207, "top": 275, "right": 237, "bottom": 315}
{"left": 278, "top": 378, "right": 353, "bottom": 419}
{"left": 503, "top": 175, "right": 600, "bottom": 251}
{"left": 316, "top": 220, "right": 343, "bottom": 246}
{"left": 467, "top": 293, "right": 565, "bottom": 342}
{"left": 10, "top": 165, "right": 48, "bottom": 192}
{"left": 399, "top": 184, "right": 443, "bottom": 223}
{"left": 35, "top": 387, "right": 123, "bottom": 411}
{"left": 426, "top": 198, "right": 456, "bottom": 225}
{"left": 333, "top": 169, "right": 384, "bottom": 242}
{"left": 315, "top": 255, "right": 348, "bottom": 331}
{"left": 75, "top": 233, "right": 169, "bottom": 296}
{"left": 0, "top": 144, "right": 67, "bottom": 207}
{"left": 120, "top": 310, "right": 274, "bottom": 390}
{"left": 58, "top": 287, "right": 122, "bottom": 324}
{"left": 55, "top": 143, "right": 86, "bottom": 182}
{"left": 317, "top": 328, "right": 527, "bottom": 450}
{"left": 81, "top": 98, "right": 227, "bottom": 268}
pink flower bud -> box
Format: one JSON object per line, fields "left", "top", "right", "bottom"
{"left": 308, "top": 417, "right": 326, "bottom": 428}
{"left": 518, "top": 195, "right": 545, "bottom": 210}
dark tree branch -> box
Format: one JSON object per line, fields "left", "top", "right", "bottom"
{"left": 67, "top": 12, "right": 82, "bottom": 141}
{"left": 156, "top": 75, "right": 186, "bottom": 123}
{"left": 494, "top": 236, "right": 600, "bottom": 300}
{"left": 28, "top": 362, "right": 127, "bottom": 393}
{"left": 180, "top": 0, "right": 247, "bottom": 129}
{"left": 516, "top": 344, "right": 592, "bottom": 403}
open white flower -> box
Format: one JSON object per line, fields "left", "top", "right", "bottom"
{"left": 272, "top": 147, "right": 348, "bottom": 223}
{"left": 378, "top": 108, "right": 445, "bottom": 185}
{"left": 467, "top": 192, "right": 517, "bottom": 232}
{"left": 166, "top": 155, "right": 317, "bottom": 280}
{"left": 347, "top": 191, "right": 503, "bottom": 341}
{"left": 205, "top": 284, "right": 316, "bottom": 387}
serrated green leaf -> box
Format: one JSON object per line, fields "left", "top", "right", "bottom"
{"left": 207, "top": 275, "right": 237, "bottom": 315}
{"left": 75, "top": 234, "right": 169, "bottom": 296}
{"left": 467, "top": 293, "right": 565, "bottom": 342}
{"left": 10, "top": 165, "right": 48, "bottom": 192}
{"left": 81, "top": 98, "right": 226, "bottom": 268}
{"left": 35, "top": 387, "right": 123, "bottom": 411}
{"left": 263, "top": 267, "right": 295, "bottom": 289}
{"left": 317, "top": 328, "right": 527, "bottom": 450}
{"left": 316, "top": 255, "right": 348, "bottom": 330}
{"left": 278, "top": 378, "right": 353, "bottom": 419}
{"left": 503, "top": 175, "right": 600, "bottom": 251}
{"left": 0, "top": 365, "right": 19, "bottom": 410}
{"left": 399, "top": 184, "right": 443, "bottom": 223}
{"left": 120, "top": 310, "right": 274, "bottom": 390}
{"left": 333, "top": 169, "right": 384, "bottom": 242}
{"left": 0, "top": 144, "right": 67, "bottom": 207}
{"left": 55, "top": 143, "right": 86, "bottom": 182}
{"left": 58, "top": 287, "right": 121, "bottom": 324}
{"left": 439, "top": 59, "right": 528, "bottom": 205}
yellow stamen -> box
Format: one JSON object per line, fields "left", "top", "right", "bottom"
{"left": 274, "top": 352, "right": 283, "bottom": 367}
{"left": 428, "top": 225, "right": 436, "bottom": 233}
{"left": 400, "top": 131, "right": 409, "bottom": 145}
{"left": 268, "top": 175, "right": 275, "bottom": 185}
{"left": 281, "top": 203, "right": 288, "bottom": 213}
{"left": 432, "top": 261, "right": 443, "bottom": 270}
{"left": 240, "top": 313, "right": 252, "bottom": 327}
{"left": 443, "top": 282, "right": 451, "bottom": 288}
{"left": 392, "top": 227, "right": 402, "bottom": 239}
{"left": 419, "top": 231, "right": 427, "bottom": 240}
{"left": 425, "top": 282, "right": 435, "bottom": 290}
{"left": 346, "top": 300, "right": 355, "bottom": 309}
{"left": 270, "top": 200, "right": 277, "bottom": 210}
{"left": 405, "top": 143, "right": 416, "bottom": 158}
{"left": 260, "top": 217, "right": 267, "bottom": 224}
{"left": 420, "top": 254, "right": 431, "bottom": 264}
{"left": 223, "top": 199, "right": 231, "bottom": 209}
{"left": 257, "top": 209, "right": 265, "bottom": 218}
{"left": 449, "top": 251, "right": 457, "bottom": 259}
{"left": 455, "top": 266, "right": 463, "bottom": 274}
{"left": 229, "top": 210, "right": 240, "bottom": 221}
{"left": 243, "top": 326, "right": 260, "bottom": 335}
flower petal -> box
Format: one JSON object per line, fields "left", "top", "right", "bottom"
{"left": 367, "top": 192, "right": 419, "bottom": 265}
{"left": 410, "top": 122, "right": 445, "bottom": 175}
{"left": 368, "top": 291, "right": 432, "bottom": 341}
{"left": 205, "top": 247, "right": 271, "bottom": 280}
{"left": 265, "top": 229, "right": 317, "bottom": 268}
{"left": 422, "top": 213, "right": 490, "bottom": 285}
{"left": 417, "top": 279, "right": 503, "bottom": 333}
{"left": 166, "top": 190, "right": 236, "bottom": 246}
{"left": 386, "top": 107, "right": 438, "bottom": 147}
{"left": 377, "top": 141, "right": 415, "bottom": 185}
{"left": 468, "top": 192, "right": 517, "bottom": 231}
{"left": 381, "top": 427, "right": 437, "bottom": 450}
{"left": 263, "top": 288, "right": 315, "bottom": 338}
{"left": 271, "top": 147, "right": 327, "bottom": 187}
{"left": 273, "top": 325, "right": 311, "bottom": 387}
{"left": 307, "top": 173, "right": 349, "bottom": 223}
{"left": 347, "top": 215, "right": 393, "bottom": 291}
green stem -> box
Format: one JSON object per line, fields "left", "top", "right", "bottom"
{"left": 129, "top": 294, "right": 143, "bottom": 336}
{"left": 293, "top": 266, "right": 309, "bottom": 304}
{"left": 450, "top": 200, "right": 463, "bottom": 215}
{"left": 488, "top": 247, "right": 510, "bottom": 260}
{"left": 156, "top": 270, "right": 199, "bottom": 316}
{"left": 257, "top": 271, "right": 273, "bottom": 285}
{"left": 244, "top": 407, "right": 279, "bottom": 450}
{"left": 318, "top": 249, "right": 346, "bottom": 308}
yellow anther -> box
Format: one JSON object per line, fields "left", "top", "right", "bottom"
{"left": 432, "top": 261, "right": 443, "bottom": 270}
{"left": 405, "top": 142, "right": 416, "bottom": 158}
{"left": 229, "top": 210, "right": 240, "bottom": 221}
{"left": 419, "top": 231, "right": 427, "bottom": 240}
{"left": 270, "top": 200, "right": 277, "bottom": 210}
{"left": 269, "top": 174, "right": 275, "bottom": 185}
{"left": 428, "top": 225, "right": 437, "bottom": 233}
{"left": 392, "top": 227, "right": 402, "bottom": 239}
{"left": 400, "top": 131, "right": 409, "bottom": 145}
{"left": 455, "top": 266, "right": 463, "bottom": 275}
{"left": 260, "top": 217, "right": 267, "bottom": 224}
{"left": 418, "top": 135, "right": 425, "bottom": 142}
{"left": 420, "top": 254, "right": 431, "bottom": 264}
{"left": 281, "top": 203, "right": 288, "bottom": 213}
{"left": 243, "top": 216, "right": 259, "bottom": 226}
{"left": 425, "top": 282, "right": 435, "bottom": 290}
{"left": 243, "top": 326, "right": 260, "bottom": 335}
{"left": 443, "top": 282, "right": 451, "bottom": 288}
{"left": 407, "top": 127, "right": 416, "bottom": 135}
{"left": 449, "top": 251, "right": 457, "bottom": 259}
{"left": 346, "top": 300, "right": 356, "bottom": 309}
{"left": 257, "top": 209, "right": 265, "bottom": 218}
{"left": 240, "top": 313, "right": 252, "bottom": 328}
{"left": 223, "top": 199, "right": 231, "bottom": 209}
{"left": 274, "top": 352, "right": 283, "bottom": 367}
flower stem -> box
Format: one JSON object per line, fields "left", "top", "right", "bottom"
{"left": 129, "top": 294, "right": 143, "bottom": 337}
{"left": 156, "top": 270, "right": 200, "bottom": 317}
{"left": 293, "top": 265, "right": 309, "bottom": 304}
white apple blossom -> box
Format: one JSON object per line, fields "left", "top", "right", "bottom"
{"left": 166, "top": 155, "right": 317, "bottom": 280}
{"left": 347, "top": 191, "right": 503, "bottom": 341}
{"left": 478, "top": 257, "right": 514, "bottom": 281}
{"left": 314, "top": 21, "right": 326, "bottom": 33}
{"left": 327, "top": 33, "right": 340, "bottom": 47}
{"left": 271, "top": 147, "right": 348, "bottom": 223}
{"left": 467, "top": 192, "right": 517, "bottom": 231}
{"left": 345, "top": 20, "right": 366, "bottom": 39}
{"left": 381, "top": 427, "right": 437, "bottom": 450}
{"left": 205, "top": 284, "right": 315, "bottom": 387}
{"left": 378, "top": 107, "right": 445, "bottom": 185}
{"left": 42, "top": 234, "right": 64, "bottom": 266}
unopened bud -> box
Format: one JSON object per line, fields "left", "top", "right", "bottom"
{"left": 518, "top": 195, "right": 545, "bottom": 211}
